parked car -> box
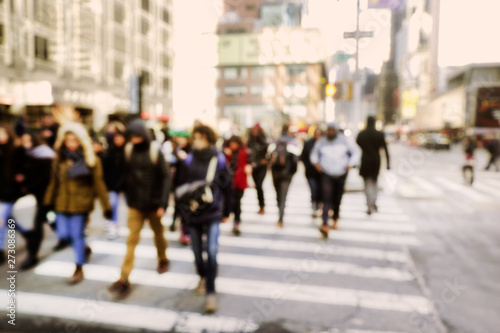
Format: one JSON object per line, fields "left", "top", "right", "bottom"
{"left": 423, "top": 134, "right": 451, "bottom": 150}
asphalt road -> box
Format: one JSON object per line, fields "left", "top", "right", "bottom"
{"left": 0, "top": 142, "right": 499, "bottom": 333}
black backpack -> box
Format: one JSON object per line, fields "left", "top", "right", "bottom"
{"left": 270, "top": 139, "right": 298, "bottom": 176}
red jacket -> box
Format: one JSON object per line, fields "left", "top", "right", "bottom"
{"left": 226, "top": 146, "right": 249, "bottom": 191}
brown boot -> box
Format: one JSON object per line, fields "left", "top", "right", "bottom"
{"left": 331, "top": 220, "right": 339, "bottom": 230}
{"left": 108, "top": 279, "right": 130, "bottom": 295}
{"left": 257, "top": 207, "right": 265, "bottom": 215}
{"left": 157, "top": 259, "right": 170, "bottom": 274}
{"left": 319, "top": 225, "right": 329, "bottom": 239}
{"left": 68, "top": 265, "right": 84, "bottom": 284}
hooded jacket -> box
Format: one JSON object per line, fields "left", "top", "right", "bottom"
{"left": 124, "top": 119, "right": 170, "bottom": 212}
{"left": 356, "top": 119, "right": 390, "bottom": 179}
{"left": 43, "top": 122, "right": 111, "bottom": 214}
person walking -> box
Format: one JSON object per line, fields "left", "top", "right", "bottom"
{"left": 484, "top": 134, "right": 499, "bottom": 171}
{"left": 224, "top": 135, "right": 250, "bottom": 236}
{"left": 17, "top": 132, "right": 56, "bottom": 270}
{"left": 108, "top": 119, "right": 171, "bottom": 295}
{"left": 300, "top": 128, "right": 323, "bottom": 217}
{"left": 102, "top": 130, "right": 127, "bottom": 240}
{"left": 176, "top": 124, "right": 232, "bottom": 313}
{"left": 43, "top": 122, "right": 112, "bottom": 283}
{"left": 247, "top": 124, "right": 269, "bottom": 215}
{"left": 268, "top": 124, "right": 300, "bottom": 228}
{"left": 356, "top": 116, "right": 390, "bottom": 215}
{"left": 310, "top": 123, "right": 359, "bottom": 237}
{"left": 0, "top": 126, "right": 23, "bottom": 265}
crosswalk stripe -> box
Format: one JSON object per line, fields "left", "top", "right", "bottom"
{"left": 117, "top": 225, "right": 420, "bottom": 246}
{"left": 411, "top": 177, "right": 444, "bottom": 195}
{"left": 0, "top": 290, "right": 257, "bottom": 332}
{"left": 473, "top": 182, "right": 500, "bottom": 197}
{"left": 433, "top": 177, "right": 492, "bottom": 203}
{"left": 89, "top": 241, "right": 414, "bottom": 282}
{"left": 113, "top": 228, "right": 409, "bottom": 262}
{"left": 34, "top": 261, "right": 431, "bottom": 314}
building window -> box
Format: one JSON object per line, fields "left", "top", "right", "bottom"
{"left": 0, "top": 24, "right": 4, "bottom": 45}
{"left": 162, "top": 54, "right": 170, "bottom": 68}
{"left": 35, "top": 36, "right": 49, "bottom": 61}
{"left": 286, "top": 64, "right": 306, "bottom": 78}
{"left": 224, "top": 67, "right": 247, "bottom": 80}
{"left": 224, "top": 85, "right": 247, "bottom": 97}
{"left": 141, "top": 42, "right": 149, "bottom": 61}
{"left": 141, "top": 0, "right": 149, "bottom": 12}
{"left": 162, "top": 9, "right": 169, "bottom": 23}
{"left": 161, "top": 29, "right": 169, "bottom": 46}
{"left": 34, "top": 0, "right": 56, "bottom": 28}
{"left": 284, "top": 104, "right": 307, "bottom": 117}
{"left": 250, "top": 84, "right": 275, "bottom": 97}
{"left": 141, "top": 70, "right": 151, "bottom": 86}
{"left": 141, "top": 18, "right": 149, "bottom": 35}
{"left": 283, "top": 83, "right": 308, "bottom": 99}
{"left": 114, "top": 61, "right": 123, "bottom": 80}
{"left": 251, "top": 66, "right": 274, "bottom": 78}
{"left": 114, "top": 29, "right": 126, "bottom": 52}
{"left": 163, "top": 77, "right": 169, "bottom": 92}
{"left": 114, "top": 2, "right": 125, "bottom": 23}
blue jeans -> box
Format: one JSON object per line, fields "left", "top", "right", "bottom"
{"left": 0, "top": 202, "right": 15, "bottom": 250}
{"left": 56, "top": 213, "right": 87, "bottom": 265}
{"left": 109, "top": 191, "right": 120, "bottom": 223}
{"left": 307, "top": 176, "right": 322, "bottom": 204}
{"left": 189, "top": 221, "right": 220, "bottom": 294}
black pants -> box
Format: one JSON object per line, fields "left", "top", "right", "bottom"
{"left": 321, "top": 173, "right": 347, "bottom": 225}
{"left": 272, "top": 175, "right": 291, "bottom": 222}
{"left": 232, "top": 189, "right": 244, "bottom": 224}
{"left": 252, "top": 166, "right": 267, "bottom": 208}
{"left": 24, "top": 192, "right": 49, "bottom": 257}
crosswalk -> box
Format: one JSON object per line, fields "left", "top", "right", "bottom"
{"left": 0, "top": 173, "right": 443, "bottom": 333}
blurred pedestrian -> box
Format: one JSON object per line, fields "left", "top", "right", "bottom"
{"left": 40, "top": 114, "right": 59, "bottom": 148}
{"left": 356, "top": 116, "right": 390, "bottom": 215}
{"left": 484, "top": 134, "right": 499, "bottom": 171}
{"left": 17, "top": 132, "right": 56, "bottom": 270}
{"left": 164, "top": 131, "right": 192, "bottom": 245}
{"left": 176, "top": 124, "right": 232, "bottom": 313}
{"left": 102, "top": 130, "right": 126, "bottom": 240}
{"left": 0, "top": 126, "right": 23, "bottom": 265}
{"left": 300, "top": 128, "right": 323, "bottom": 217}
{"left": 224, "top": 135, "right": 251, "bottom": 236}
{"left": 43, "top": 122, "right": 112, "bottom": 283}
{"left": 109, "top": 119, "right": 171, "bottom": 295}
{"left": 247, "top": 124, "right": 269, "bottom": 215}
{"left": 268, "top": 124, "right": 300, "bottom": 228}
{"left": 311, "top": 123, "right": 359, "bottom": 237}
{"left": 463, "top": 136, "right": 476, "bottom": 185}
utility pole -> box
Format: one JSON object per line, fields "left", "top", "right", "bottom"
{"left": 343, "top": 0, "right": 373, "bottom": 136}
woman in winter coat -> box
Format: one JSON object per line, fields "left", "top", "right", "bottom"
{"left": 17, "top": 132, "right": 56, "bottom": 270}
{"left": 224, "top": 135, "right": 250, "bottom": 236}
{"left": 0, "top": 125, "right": 23, "bottom": 264}
{"left": 247, "top": 124, "right": 269, "bottom": 215}
{"left": 102, "top": 130, "right": 126, "bottom": 240}
{"left": 44, "top": 122, "right": 112, "bottom": 284}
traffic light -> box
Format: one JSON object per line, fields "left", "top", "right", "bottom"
{"left": 329, "top": 81, "right": 352, "bottom": 101}
{"left": 325, "top": 84, "right": 337, "bottom": 97}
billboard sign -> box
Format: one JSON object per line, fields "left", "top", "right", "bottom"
{"left": 475, "top": 87, "right": 500, "bottom": 128}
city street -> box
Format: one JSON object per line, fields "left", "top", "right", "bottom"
{"left": 1, "top": 142, "right": 500, "bottom": 333}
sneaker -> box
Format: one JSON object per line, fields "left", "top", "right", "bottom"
{"left": 157, "top": 259, "right": 170, "bottom": 274}
{"left": 107, "top": 223, "right": 118, "bottom": 240}
{"left": 232, "top": 224, "right": 241, "bottom": 236}
{"left": 20, "top": 256, "right": 39, "bottom": 271}
{"left": 68, "top": 265, "right": 84, "bottom": 284}
{"left": 195, "top": 277, "right": 207, "bottom": 295}
{"left": 169, "top": 224, "right": 176, "bottom": 232}
{"left": 109, "top": 280, "right": 130, "bottom": 294}
{"left": 179, "top": 233, "right": 190, "bottom": 246}
{"left": 366, "top": 208, "right": 372, "bottom": 215}
{"left": 204, "top": 294, "right": 217, "bottom": 314}
{"left": 276, "top": 221, "right": 284, "bottom": 228}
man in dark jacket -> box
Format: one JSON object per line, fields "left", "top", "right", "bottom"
{"left": 356, "top": 116, "right": 390, "bottom": 215}
{"left": 109, "top": 119, "right": 171, "bottom": 295}
{"left": 247, "top": 124, "right": 269, "bottom": 214}
{"left": 300, "top": 128, "right": 323, "bottom": 217}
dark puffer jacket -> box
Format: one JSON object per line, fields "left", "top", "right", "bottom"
{"left": 177, "top": 147, "right": 232, "bottom": 225}
{"left": 124, "top": 119, "right": 170, "bottom": 212}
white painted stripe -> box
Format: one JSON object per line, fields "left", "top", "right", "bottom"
{"left": 473, "top": 182, "right": 500, "bottom": 197}
{"left": 346, "top": 330, "right": 404, "bottom": 333}
{"left": 485, "top": 179, "right": 500, "bottom": 189}
{"left": 338, "top": 211, "right": 411, "bottom": 222}
{"left": 117, "top": 225, "right": 421, "bottom": 246}
{"left": 0, "top": 290, "right": 257, "bottom": 332}
{"left": 411, "top": 177, "right": 444, "bottom": 195}
{"left": 34, "top": 261, "right": 431, "bottom": 314}
{"left": 434, "top": 177, "right": 492, "bottom": 203}
{"left": 89, "top": 241, "right": 414, "bottom": 282}
{"left": 115, "top": 228, "right": 409, "bottom": 263}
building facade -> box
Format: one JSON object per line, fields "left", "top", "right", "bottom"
{"left": 0, "top": 0, "right": 173, "bottom": 129}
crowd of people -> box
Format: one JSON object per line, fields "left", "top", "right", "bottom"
{"left": 0, "top": 114, "right": 394, "bottom": 314}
